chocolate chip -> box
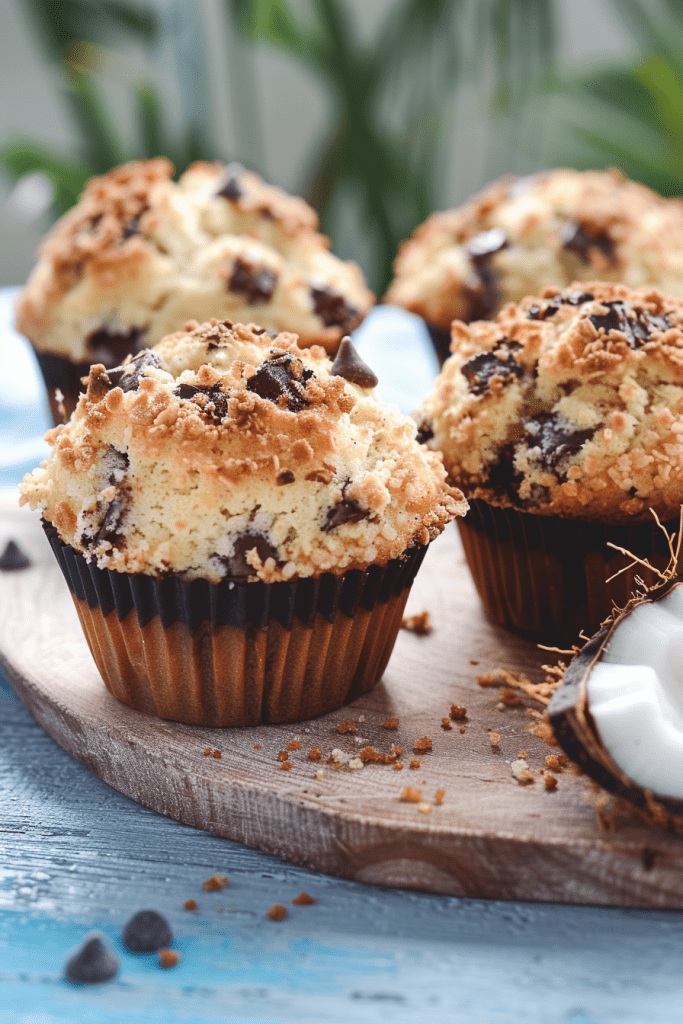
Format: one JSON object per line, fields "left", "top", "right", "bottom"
{"left": 228, "top": 257, "right": 277, "bottom": 304}
{"left": 464, "top": 228, "right": 508, "bottom": 321}
{"left": 588, "top": 301, "right": 672, "bottom": 349}
{"left": 104, "top": 447, "right": 129, "bottom": 484}
{"left": 215, "top": 163, "right": 244, "bottom": 201}
{"left": 564, "top": 290, "right": 595, "bottom": 306}
{"left": 311, "top": 285, "right": 359, "bottom": 330}
{"left": 277, "top": 470, "right": 295, "bottom": 485}
{"left": 222, "top": 532, "right": 279, "bottom": 578}
{"left": 0, "top": 540, "right": 31, "bottom": 571}
{"left": 106, "top": 350, "right": 162, "bottom": 393}
{"left": 526, "top": 291, "right": 595, "bottom": 321}
{"left": 65, "top": 935, "right": 119, "bottom": 984}
{"left": 461, "top": 339, "right": 523, "bottom": 395}
{"left": 88, "top": 448, "right": 130, "bottom": 546}
{"left": 122, "top": 910, "right": 173, "bottom": 954}
{"left": 526, "top": 303, "right": 559, "bottom": 321}
{"left": 415, "top": 422, "right": 433, "bottom": 445}
{"left": 173, "top": 382, "right": 230, "bottom": 423}
{"left": 122, "top": 212, "right": 144, "bottom": 240}
{"left": 523, "top": 413, "right": 596, "bottom": 474}
{"left": 246, "top": 353, "right": 314, "bottom": 412}
{"left": 559, "top": 220, "right": 615, "bottom": 264}
{"left": 330, "top": 336, "right": 378, "bottom": 388}
{"left": 322, "top": 499, "right": 368, "bottom": 532}
{"left": 85, "top": 326, "right": 147, "bottom": 368}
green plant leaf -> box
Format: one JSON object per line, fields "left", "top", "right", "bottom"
{"left": 0, "top": 141, "right": 91, "bottom": 214}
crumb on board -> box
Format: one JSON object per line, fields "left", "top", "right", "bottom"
{"left": 202, "top": 748, "right": 211, "bottom": 756}
{"left": 391, "top": 744, "right": 403, "bottom": 756}
{"left": 510, "top": 759, "right": 535, "bottom": 785}
{"left": 413, "top": 737, "right": 432, "bottom": 753}
{"left": 314, "top": 769, "right": 325, "bottom": 780}
{"left": 213, "top": 750, "right": 221, "bottom": 759}
{"left": 253, "top": 743, "right": 262, "bottom": 750}
{"left": 277, "top": 751, "right": 288, "bottom": 762}
{"left": 489, "top": 732, "right": 501, "bottom": 746}
{"left": 394, "top": 761, "right": 404, "bottom": 771}
{"left": 158, "top": 948, "right": 181, "bottom": 969}
{"left": 450, "top": 704, "right": 467, "bottom": 721}
{"left": 359, "top": 745, "right": 382, "bottom": 763}
{"left": 409, "top": 759, "right": 421, "bottom": 770}
{"left": 434, "top": 788, "right": 445, "bottom": 806}
{"left": 527, "top": 709, "right": 559, "bottom": 747}
{"left": 477, "top": 667, "right": 562, "bottom": 706}
{"left": 545, "top": 753, "right": 566, "bottom": 772}
{"left": 292, "top": 892, "right": 316, "bottom": 905}
{"left": 400, "top": 786, "right": 422, "bottom": 803}
{"left": 266, "top": 904, "right": 287, "bottom": 921}
{"left": 500, "top": 687, "right": 522, "bottom": 707}
{"left": 202, "top": 874, "right": 228, "bottom": 891}
{"left": 329, "top": 748, "right": 349, "bottom": 764}
{"left": 281, "top": 761, "right": 293, "bottom": 771}
{"left": 308, "top": 748, "right": 322, "bottom": 761}
{"left": 441, "top": 717, "right": 452, "bottom": 731}
{"left": 183, "top": 899, "right": 197, "bottom": 911}
{"left": 348, "top": 757, "right": 364, "bottom": 770}
{"left": 287, "top": 741, "right": 301, "bottom": 751}
{"left": 518, "top": 750, "right": 527, "bottom": 759}
{"left": 383, "top": 717, "right": 399, "bottom": 730}
{"left": 401, "top": 611, "right": 433, "bottom": 635}
{"left": 459, "top": 726, "right": 466, "bottom": 734}
{"left": 469, "top": 659, "right": 479, "bottom": 665}
{"left": 417, "top": 802, "right": 432, "bottom": 814}
{"left": 543, "top": 772, "right": 558, "bottom": 792}
{"left": 336, "top": 720, "right": 356, "bottom": 734}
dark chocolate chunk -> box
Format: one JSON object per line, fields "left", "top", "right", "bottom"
{"left": 559, "top": 219, "right": 615, "bottom": 264}
{"left": 526, "top": 291, "right": 595, "bottom": 321}
{"left": 277, "top": 470, "right": 295, "bottom": 485}
{"left": 564, "top": 290, "right": 595, "bottom": 306}
{"left": 523, "top": 413, "right": 596, "bottom": 473}
{"left": 228, "top": 257, "right": 277, "bottom": 305}
{"left": 526, "top": 302, "right": 559, "bottom": 321}
{"left": 122, "top": 910, "right": 173, "bottom": 954}
{"left": 415, "top": 422, "right": 434, "bottom": 445}
{"left": 311, "top": 285, "right": 359, "bottom": 330}
{"left": 461, "top": 339, "right": 523, "bottom": 395}
{"left": 65, "top": 934, "right": 119, "bottom": 984}
{"left": 215, "top": 163, "right": 244, "bottom": 201}
{"left": 330, "top": 336, "right": 378, "bottom": 388}
{"left": 85, "top": 325, "right": 147, "bottom": 368}
{"left": 246, "top": 353, "right": 314, "bottom": 412}
{"left": 96, "top": 495, "right": 128, "bottom": 544}
{"left": 86, "top": 448, "right": 130, "bottom": 547}
{"left": 588, "top": 301, "right": 672, "bottom": 349}
{"left": 122, "top": 212, "right": 143, "bottom": 240}
{"left": 106, "top": 350, "right": 162, "bottom": 393}
{"left": 222, "top": 532, "right": 279, "bottom": 578}
{"left": 0, "top": 540, "right": 31, "bottom": 570}
{"left": 322, "top": 499, "right": 368, "bottom": 532}
{"left": 173, "top": 382, "right": 230, "bottom": 423}
{"left": 464, "top": 228, "right": 508, "bottom": 321}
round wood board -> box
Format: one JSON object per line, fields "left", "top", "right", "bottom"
{"left": 2, "top": 497, "right": 683, "bottom": 908}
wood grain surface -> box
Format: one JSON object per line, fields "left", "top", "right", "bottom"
{"left": 2, "top": 499, "right": 683, "bottom": 909}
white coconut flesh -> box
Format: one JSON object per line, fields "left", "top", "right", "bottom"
{"left": 587, "top": 583, "right": 683, "bottom": 799}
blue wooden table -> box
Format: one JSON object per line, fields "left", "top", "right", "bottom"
{"left": 1, "top": 291, "right": 682, "bottom": 1023}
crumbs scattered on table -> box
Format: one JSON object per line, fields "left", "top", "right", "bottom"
{"left": 183, "top": 899, "right": 197, "bottom": 911}
{"left": 266, "top": 904, "right": 287, "bottom": 921}
{"left": 409, "top": 759, "right": 421, "bottom": 770}
{"left": 64, "top": 934, "right": 119, "bottom": 985}
{"left": 336, "top": 720, "right": 356, "bottom": 734}
{"left": 287, "top": 740, "right": 301, "bottom": 751}
{"left": 450, "top": 704, "right": 467, "bottom": 721}
{"left": 277, "top": 751, "right": 288, "bottom": 762}
{"left": 348, "top": 756, "right": 364, "bottom": 770}
{"left": 469, "top": 659, "right": 479, "bottom": 665}
{"left": 382, "top": 717, "right": 399, "bottom": 730}
{"left": 441, "top": 717, "right": 452, "bottom": 730}
{"left": 545, "top": 754, "right": 567, "bottom": 772}
{"left": 510, "top": 759, "right": 535, "bottom": 785}
{"left": 500, "top": 688, "right": 522, "bottom": 707}
{"left": 202, "top": 874, "right": 229, "bottom": 891}
{"left": 413, "top": 736, "right": 432, "bottom": 753}
{"left": 308, "top": 747, "right": 322, "bottom": 761}
{"left": 202, "top": 748, "right": 221, "bottom": 758}
{"left": 477, "top": 668, "right": 561, "bottom": 706}
{"left": 543, "top": 772, "right": 558, "bottom": 792}
{"left": 213, "top": 750, "right": 221, "bottom": 759}
{"left": 401, "top": 611, "right": 433, "bottom": 635}
{"left": 434, "top": 788, "right": 445, "bottom": 806}
{"left": 417, "top": 802, "right": 432, "bottom": 814}
{"left": 123, "top": 910, "right": 173, "bottom": 953}
{"left": 400, "top": 786, "right": 422, "bottom": 803}
{"left": 394, "top": 761, "right": 404, "bottom": 770}
{"left": 280, "top": 761, "right": 293, "bottom": 771}
{"left": 314, "top": 769, "right": 325, "bottom": 780}
{"left": 518, "top": 750, "right": 527, "bottom": 759}
{"left": 158, "top": 948, "right": 181, "bottom": 969}
{"left": 253, "top": 743, "right": 262, "bottom": 750}
{"left": 292, "top": 892, "right": 316, "bottom": 905}
{"left": 0, "top": 540, "right": 31, "bottom": 571}
{"left": 459, "top": 726, "right": 466, "bottom": 734}
{"left": 489, "top": 732, "right": 501, "bottom": 747}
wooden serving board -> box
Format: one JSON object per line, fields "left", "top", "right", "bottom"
{"left": 3, "top": 498, "right": 683, "bottom": 909}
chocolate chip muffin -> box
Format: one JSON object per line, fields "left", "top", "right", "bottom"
{"left": 17, "top": 158, "right": 374, "bottom": 423}
{"left": 415, "top": 282, "right": 683, "bottom": 644}
{"left": 386, "top": 168, "right": 683, "bottom": 364}
{"left": 21, "top": 319, "right": 463, "bottom": 725}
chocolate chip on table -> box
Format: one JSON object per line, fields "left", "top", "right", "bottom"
{"left": 221, "top": 532, "right": 280, "bottom": 578}
{"left": 330, "top": 336, "right": 378, "bottom": 388}
{"left": 0, "top": 540, "right": 31, "bottom": 571}
{"left": 85, "top": 326, "right": 147, "bottom": 368}
{"left": 173, "top": 382, "right": 230, "bottom": 423}
{"left": 247, "top": 353, "right": 314, "bottom": 412}
{"left": 559, "top": 219, "right": 615, "bottom": 264}
{"left": 215, "top": 162, "right": 244, "bottom": 201}
{"left": 122, "top": 910, "right": 173, "bottom": 954}
{"left": 64, "top": 934, "right": 119, "bottom": 984}
{"left": 105, "top": 350, "right": 162, "bottom": 393}
{"left": 228, "top": 257, "right": 277, "bottom": 304}
{"left": 588, "top": 300, "right": 672, "bottom": 349}
{"left": 461, "top": 339, "right": 523, "bottom": 395}
{"left": 310, "top": 284, "right": 359, "bottom": 330}
{"left": 415, "top": 422, "right": 434, "bottom": 445}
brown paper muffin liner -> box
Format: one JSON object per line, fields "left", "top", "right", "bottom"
{"left": 426, "top": 323, "right": 452, "bottom": 367}
{"left": 43, "top": 521, "right": 427, "bottom": 727}
{"left": 35, "top": 351, "right": 91, "bottom": 424}
{"left": 457, "top": 498, "right": 678, "bottom": 647}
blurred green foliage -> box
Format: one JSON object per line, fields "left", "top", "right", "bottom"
{"left": 5, "top": 0, "right": 683, "bottom": 292}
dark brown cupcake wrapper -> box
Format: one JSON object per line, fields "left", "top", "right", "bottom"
{"left": 458, "top": 498, "right": 678, "bottom": 646}
{"left": 43, "top": 520, "right": 427, "bottom": 725}
{"left": 426, "top": 323, "right": 452, "bottom": 367}
{"left": 35, "top": 351, "right": 91, "bottom": 424}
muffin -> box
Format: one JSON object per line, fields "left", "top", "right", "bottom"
{"left": 415, "top": 281, "right": 683, "bottom": 645}
{"left": 16, "top": 158, "right": 374, "bottom": 423}
{"left": 20, "top": 319, "right": 464, "bottom": 726}
{"left": 386, "top": 168, "right": 683, "bottom": 364}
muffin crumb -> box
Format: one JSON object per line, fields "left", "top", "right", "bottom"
{"left": 266, "top": 904, "right": 287, "bottom": 921}
{"left": 183, "top": 899, "right": 197, "bottom": 911}
{"left": 202, "top": 874, "right": 228, "bottom": 891}
{"left": 158, "top": 948, "right": 181, "bottom": 969}
{"left": 336, "top": 721, "right": 356, "bottom": 734}
{"left": 292, "top": 892, "right": 316, "bottom": 905}
{"left": 409, "top": 759, "right": 421, "bottom": 770}
{"left": 401, "top": 611, "right": 433, "bottom": 635}
{"left": 413, "top": 736, "right": 432, "bottom": 753}
{"left": 308, "top": 748, "right": 322, "bottom": 761}
{"left": 400, "top": 786, "right": 422, "bottom": 803}
{"left": 383, "top": 718, "right": 399, "bottom": 730}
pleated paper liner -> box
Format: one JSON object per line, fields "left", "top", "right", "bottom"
{"left": 43, "top": 521, "right": 427, "bottom": 727}
{"left": 34, "top": 352, "right": 94, "bottom": 425}
{"left": 426, "top": 324, "right": 452, "bottom": 367}
{"left": 458, "top": 498, "right": 678, "bottom": 648}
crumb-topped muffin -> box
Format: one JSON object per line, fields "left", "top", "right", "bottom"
{"left": 21, "top": 319, "right": 463, "bottom": 725}
{"left": 386, "top": 168, "right": 683, "bottom": 363}
{"left": 17, "top": 158, "right": 374, "bottom": 421}
{"left": 416, "top": 282, "right": 683, "bottom": 644}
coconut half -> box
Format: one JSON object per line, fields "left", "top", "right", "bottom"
{"left": 549, "top": 575, "right": 683, "bottom": 817}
